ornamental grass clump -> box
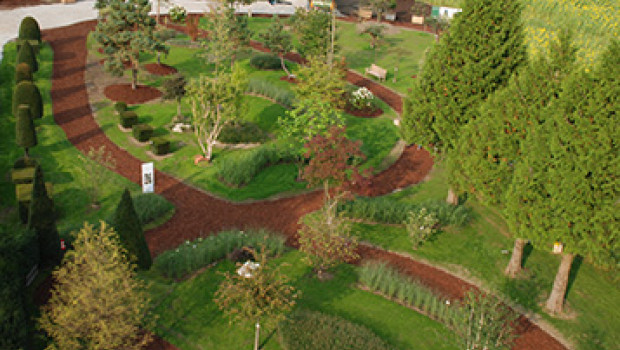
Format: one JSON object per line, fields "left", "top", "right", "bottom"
{"left": 217, "top": 144, "right": 295, "bottom": 186}
{"left": 246, "top": 77, "right": 295, "bottom": 109}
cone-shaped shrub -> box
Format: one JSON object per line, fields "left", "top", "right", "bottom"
{"left": 16, "top": 41, "right": 38, "bottom": 73}
{"left": 16, "top": 105, "right": 37, "bottom": 157}
{"left": 18, "top": 16, "right": 41, "bottom": 43}
{"left": 15, "top": 63, "right": 33, "bottom": 83}
{"left": 13, "top": 81, "right": 43, "bottom": 119}
{"left": 111, "top": 189, "right": 152, "bottom": 270}
{"left": 28, "top": 166, "right": 61, "bottom": 267}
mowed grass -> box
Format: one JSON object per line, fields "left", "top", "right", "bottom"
{"left": 0, "top": 42, "right": 157, "bottom": 236}
{"left": 351, "top": 165, "right": 620, "bottom": 350}
{"left": 142, "top": 250, "right": 459, "bottom": 350}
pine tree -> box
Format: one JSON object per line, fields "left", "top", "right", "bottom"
{"left": 93, "top": 0, "right": 164, "bottom": 90}
{"left": 260, "top": 15, "right": 293, "bottom": 77}
{"left": 16, "top": 41, "right": 38, "bottom": 73}
{"left": 28, "top": 166, "right": 61, "bottom": 267}
{"left": 111, "top": 189, "right": 152, "bottom": 270}
{"left": 15, "top": 105, "right": 37, "bottom": 158}
{"left": 38, "top": 222, "right": 152, "bottom": 349}
{"left": 400, "top": 0, "right": 526, "bottom": 203}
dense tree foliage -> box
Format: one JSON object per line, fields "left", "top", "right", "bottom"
{"left": 28, "top": 166, "right": 61, "bottom": 267}
{"left": 162, "top": 74, "right": 187, "bottom": 118}
{"left": 111, "top": 189, "right": 152, "bottom": 270}
{"left": 260, "top": 15, "right": 293, "bottom": 76}
{"left": 289, "top": 8, "right": 332, "bottom": 58}
{"left": 15, "top": 105, "right": 37, "bottom": 157}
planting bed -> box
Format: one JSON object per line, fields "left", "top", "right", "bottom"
{"left": 144, "top": 63, "right": 178, "bottom": 76}
{"left": 39, "top": 20, "right": 569, "bottom": 350}
{"left": 103, "top": 84, "right": 162, "bottom": 104}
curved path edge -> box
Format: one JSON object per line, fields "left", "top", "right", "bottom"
{"left": 43, "top": 21, "right": 568, "bottom": 350}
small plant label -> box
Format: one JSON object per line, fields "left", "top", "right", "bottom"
{"left": 142, "top": 162, "right": 154, "bottom": 193}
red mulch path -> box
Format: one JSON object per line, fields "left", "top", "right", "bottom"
{"left": 41, "top": 21, "right": 568, "bottom": 350}
{"left": 145, "top": 63, "right": 178, "bottom": 76}
{"left": 104, "top": 84, "right": 162, "bottom": 104}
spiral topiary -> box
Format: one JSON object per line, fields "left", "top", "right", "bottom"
{"left": 18, "top": 16, "right": 41, "bottom": 43}
{"left": 16, "top": 41, "right": 38, "bottom": 73}
{"left": 15, "top": 63, "right": 33, "bottom": 83}
{"left": 12, "top": 81, "right": 43, "bottom": 119}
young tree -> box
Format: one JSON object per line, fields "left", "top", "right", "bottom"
{"left": 204, "top": 6, "right": 251, "bottom": 70}
{"left": 293, "top": 55, "right": 347, "bottom": 109}
{"left": 260, "top": 15, "right": 293, "bottom": 77}
{"left": 111, "top": 189, "right": 152, "bottom": 270}
{"left": 187, "top": 64, "right": 248, "bottom": 162}
{"left": 400, "top": 0, "right": 526, "bottom": 204}
{"left": 28, "top": 166, "right": 61, "bottom": 267}
{"left": 215, "top": 247, "right": 298, "bottom": 350}
{"left": 93, "top": 0, "right": 165, "bottom": 90}
{"left": 77, "top": 146, "right": 117, "bottom": 208}
{"left": 289, "top": 8, "right": 331, "bottom": 59}
{"left": 361, "top": 24, "right": 385, "bottom": 50}
{"left": 15, "top": 105, "right": 37, "bottom": 158}
{"left": 38, "top": 222, "right": 152, "bottom": 349}
{"left": 162, "top": 74, "right": 187, "bottom": 118}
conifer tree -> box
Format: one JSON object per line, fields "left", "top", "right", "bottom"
{"left": 93, "top": 0, "right": 164, "bottom": 90}
{"left": 16, "top": 41, "right": 38, "bottom": 73}
{"left": 15, "top": 62, "right": 33, "bottom": 83}
{"left": 18, "top": 16, "right": 41, "bottom": 44}
{"left": 13, "top": 80, "right": 43, "bottom": 119}
{"left": 15, "top": 105, "right": 37, "bottom": 158}
{"left": 28, "top": 166, "right": 61, "bottom": 267}
{"left": 111, "top": 189, "right": 152, "bottom": 270}
{"left": 400, "top": 0, "right": 526, "bottom": 204}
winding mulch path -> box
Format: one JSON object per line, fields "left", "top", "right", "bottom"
{"left": 42, "top": 21, "right": 567, "bottom": 350}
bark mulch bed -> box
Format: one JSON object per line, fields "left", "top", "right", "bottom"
{"left": 279, "top": 75, "right": 298, "bottom": 83}
{"left": 104, "top": 84, "right": 162, "bottom": 104}
{"left": 42, "top": 21, "right": 568, "bottom": 350}
{"left": 344, "top": 104, "right": 384, "bottom": 117}
{"left": 145, "top": 63, "right": 178, "bottom": 76}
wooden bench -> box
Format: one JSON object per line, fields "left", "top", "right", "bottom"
{"left": 365, "top": 64, "right": 387, "bottom": 81}
{"left": 358, "top": 7, "right": 373, "bottom": 20}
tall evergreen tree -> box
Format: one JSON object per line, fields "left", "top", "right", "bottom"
{"left": 111, "top": 189, "right": 152, "bottom": 270}
{"left": 15, "top": 105, "right": 37, "bottom": 158}
{"left": 447, "top": 33, "right": 578, "bottom": 277}
{"left": 93, "top": 0, "right": 164, "bottom": 90}
{"left": 28, "top": 166, "right": 61, "bottom": 267}
{"left": 400, "top": 0, "right": 526, "bottom": 204}
{"left": 12, "top": 80, "right": 43, "bottom": 119}
{"left": 16, "top": 41, "right": 38, "bottom": 73}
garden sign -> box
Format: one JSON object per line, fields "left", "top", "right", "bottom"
{"left": 142, "top": 162, "right": 154, "bottom": 193}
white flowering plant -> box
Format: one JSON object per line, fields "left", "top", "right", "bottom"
{"left": 349, "top": 87, "right": 376, "bottom": 111}
{"left": 406, "top": 208, "right": 439, "bottom": 249}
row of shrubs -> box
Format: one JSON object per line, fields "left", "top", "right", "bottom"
{"left": 115, "top": 102, "right": 171, "bottom": 155}
{"left": 278, "top": 309, "right": 395, "bottom": 350}
{"left": 246, "top": 76, "right": 295, "bottom": 109}
{"left": 217, "top": 142, "right": 297, "bottom": 187}
{"left": 153, "top": 229, "right": 287, "bottom": 278}
{"left": 338, "top": 196, "right": 472, "bottom": 226}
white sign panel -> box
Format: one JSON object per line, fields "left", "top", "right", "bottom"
{"left": 142, "top": 162, "right": 154, "bottom": 193}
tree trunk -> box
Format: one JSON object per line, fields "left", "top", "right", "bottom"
{"left": 546, "top": 253, "right": 575, "bottom": 315}
{"left": 280, "top": 55, "right": 291, "bottom": 77}
{"left": 157, "top": 51, "right": 162, "bottom": 65}
{"left": 446, "top": 187, "right": 458, "bottom": 205}
{"left": 504, "top": 238, "right": 526, "bottom": 278}
{"left": 254, "top": 322, "right": 260, "bottom": 350}
{"left": 176, "top": 100, "right": 182, "bottom": 118}
{"left": 206, "top": 141, "right": 213, "bottom": 162}
{"left": 24, "top": 148, "right": 30, "bottom": 158}
{"left": 131, "top": 68, "right": 138, "bottom": 90}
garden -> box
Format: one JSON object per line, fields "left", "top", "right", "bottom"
{"left": 0, "top": 1, "right": 618, "bottom": 350}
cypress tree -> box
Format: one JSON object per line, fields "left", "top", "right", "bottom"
{"left": 15, "top": 105, "right": 37, "bottom": 158}
{"left": 16, "top": 41, "right": 38, "bottom": 73}
{"left": 111, "top": 189, "right": 152, "bottom": 270}
{"left": 28, "top": 166, "right": 61, "bottom": 267}
{"left": 18, "top": 16, "right": 41, "bottom": 43}
{"left": 12, "top": 80, "right": 43, "bottom": 119}
{"left": 15, "top": 63, "right": 33, "bottom": 83}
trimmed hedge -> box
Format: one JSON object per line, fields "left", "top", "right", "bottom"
{"left": 16, "top": 39, "right": 40, "bottom": 55}
{"left": 16, "top": 105, "right": 37, "bottom": 150}
{"left": 15, "top": 63, "right": 33, "bottom": 83}
{"left": 151, "top": 136, "right": 170, "bottom": 155}
{"left": 114, "top": 101, "right": 128, "bottom": 114}
{"left": 279, "top": 309, "right": 395, "bottom": 350}
{"left": 12, "top": 81, "right": 43, "bottom": 119}
{"left": 153, "top": 229, "right": 287, "bottom": 278}
{"left": 246, "top": 77, "right": 295, "bottom": 109}
{"left": 11, "top": 166, "right": 35, "bottom": 184}
{"left": 18, "top": 16, "right": 41, "bottom": 43}
{"left": 250, "top": 53, "right": 282, "bottom": 70}
{"left": 16, "top": 41, "right": 38, "bottom": 73}
{"left": 132, "top": 123, "right": 154, "bottom": 142}
{"left": 120, "top": 111, "right": 138, "bottom": 128}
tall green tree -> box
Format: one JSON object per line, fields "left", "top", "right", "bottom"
{"left": 204, "top": 6, "right": 251, "bottom": 71}
{"left": 15, "top": 105, "right": 37, "bottom": 158}
{"left": 16, "top": 40, "right": 38, "bottom": 73}
{"left": 401, "top": 0, "right": 526, "bottom": 204}
{"left": 28, "top": 166, "right": 61, "bottom": 267}
{"left": 162, "top": 74, "right": 187, "bottom": 118}
{"left": 260, "top": 15, "right": 293, "bottom": 76}
{"left": 93, "top": 0, "right": 164, "bottom": 90}
{"left": 111, "top": 189, "right": 152, "bottom": 270}
{"left": 447, "top": 33, "right": 578, "bottom": 277}
{"left": 38, "top": 222, "right": 152, "bottom": 349}
{"left": 293, "top": 55, "right": 347, "bottom": 109}
{"left": 289, "top": 8, "right": 332, "bottom": 59}
{"left": 505, "top": 40, "right": 619, "bottom": 314}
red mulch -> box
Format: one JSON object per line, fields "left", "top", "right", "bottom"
{"left": 41, "top": 21, "right": 568, "bottom": 350}
{"left": 279, "top": 75, "right": 298, "bottom": 84}
{"left": 344, "top": 104, "right": 384, "bottom": 117}
{"left": 104, "top": 84, "right": 162, "bottom": 104}
{"left": 144, "top": 63, "right": 178, "bottom": 76}
{"left": 0, "top": 0, "right": 57, "bottom": 9}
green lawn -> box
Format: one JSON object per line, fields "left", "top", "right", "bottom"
{"left": 351, "top": 165, "right": 620, "bottom": 350}
{"left": 142, "top": 250, "right": 459, "bottom": 350}
{"left": 0, "top": 42, "right": 171, "bottom": 237}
